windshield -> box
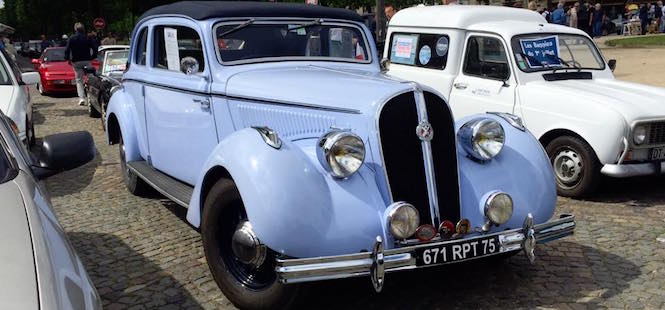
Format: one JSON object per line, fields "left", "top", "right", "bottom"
{"left": 0, "top": 55, "right": 11, "bottom": 85}
{"left": 42, "top": 48, "right": 67, "bottom": 62}
{"left": 214, "top": 21, "right": 370, "bottom": 64}
{"left": 511, "top": 34, "right": 605, "bottom": 72}
{"left": 102, "top": 50, "right": 129, "bottom": 75}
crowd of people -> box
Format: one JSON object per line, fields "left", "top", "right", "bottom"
{"left": 532, "top": 0, "right": 665, "bottom": 37}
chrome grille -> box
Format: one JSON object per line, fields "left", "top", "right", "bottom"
{"left": 648, "top": 122, "right": 665, "bottom": 145}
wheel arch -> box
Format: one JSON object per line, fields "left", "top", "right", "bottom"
{"left": 199, "top": 165, "right": 233, "bottom": 218}
{"left": 538, "top": 128, "right": 601, "bottom": 162}
{"left": 107, "top": 113, "right": 121, "bottom": 145}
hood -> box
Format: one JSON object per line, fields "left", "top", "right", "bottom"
{"left": 42, "top": 61, "right": 75, "bottom": 76}
{"left": 0, "top": 86, "right": 15, "bottom": 113}
{"left": 225, "top": 65, "right": 413, "bottom": 115}
{"left": 0, "top": 181, "right": 39, "bottom": 309}
{"left": 526, "top": 78, "right": 665, "bottom": 124}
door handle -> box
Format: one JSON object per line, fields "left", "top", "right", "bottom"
{"left": 453, "top": 83, "right": 468, "bottom": 90}
{"left": 193, "top": 98, "right": 211, "bottom": 110}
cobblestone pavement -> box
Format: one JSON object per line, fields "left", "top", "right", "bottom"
{"left": 30, "top": 89, "right": 665, "bottom": 309}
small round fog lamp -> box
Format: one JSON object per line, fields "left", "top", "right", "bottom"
{"left": 484, "top": 192, "right": 513, "bottom": 225}
{"left": 387, "top": 202, "right": 420, "bottom": 240}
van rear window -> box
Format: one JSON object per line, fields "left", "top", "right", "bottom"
{"left": 388, "top": 33, "right": 449, "bottom": 70}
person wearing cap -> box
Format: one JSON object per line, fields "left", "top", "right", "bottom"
{"left": 64, "top": 22, "right": 98, "bottom": 106}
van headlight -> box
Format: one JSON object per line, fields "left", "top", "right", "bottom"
{"left": 317, "top": 130, "right": 365, "bottom": 178}
{"left": 633, "top": 125, "right": 647, "bottom": 145}
{"left": 458, "top": 118, "right": 505, "bottom": 161}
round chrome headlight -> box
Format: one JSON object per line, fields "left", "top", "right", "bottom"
{"left": 484, "top": 192, "right": 513, "bottom": 225}
{"left": 458, "top": 118, "right": 505, "bottom": 161}
{"left": 633, "top": 125, "right": 647, "bottom": 145}
{"left": 317, "top": 130, "right": 365, "bottom": 178}
{"left": 387, "top": 202, "right": 420, "bottom": 240}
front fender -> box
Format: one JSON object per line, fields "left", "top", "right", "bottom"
{"left": 105, "top": 90, "right": 143, "bottom": 162}
{"left": 187, "top": 128, "right": 388, "bottom": 258}
{"left": 456, "top": 114, "right": 557, "bottom": 230}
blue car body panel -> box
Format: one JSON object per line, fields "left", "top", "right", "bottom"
{"left": 107, "top": 13, "right": 558, "bottom": 259}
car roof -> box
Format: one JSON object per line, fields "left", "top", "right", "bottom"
{"left": 98, "top": 45, "right": 129, "bottom": 52}
{"left": 390, "top": 5, "right": 589, "bottom": 38}
{"left": 138, "top": 1, "right": 363, "bottom": 22}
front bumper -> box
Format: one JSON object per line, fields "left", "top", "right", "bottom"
{"left": 601, "top": 162, "right": 665, "bottom": 177}
{"left": 276, "top": 214, "right": 574, "bottom": 292}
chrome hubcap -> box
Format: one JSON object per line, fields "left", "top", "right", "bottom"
{"left": 553, "top": 149, "right": 583, "bottom": 185}
{"left": 231, "top": 221, "right": 266, "bottom": 269}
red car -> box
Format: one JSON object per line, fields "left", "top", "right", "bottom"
{"left": 32, "top": 47, "right": 77, "bottom": 95}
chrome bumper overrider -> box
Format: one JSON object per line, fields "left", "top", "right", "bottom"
{"left": 276, "top": 214, "right": 575, "bottom": 292}
{"left": 601, "top": 162, "right": 665, "bottom": 178}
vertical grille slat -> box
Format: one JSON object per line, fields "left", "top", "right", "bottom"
{"left": 379, "top": 93, "right": 431, "bottom": 225}
{"left": 424, "top": 93, "right": 461, "bottom": 224}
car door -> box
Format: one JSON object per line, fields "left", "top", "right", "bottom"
{"left": 144, "top": 22, "right": 216, "bottom": 185}
{"left": 448, "top": 34, "right": 516, "bottom": 119}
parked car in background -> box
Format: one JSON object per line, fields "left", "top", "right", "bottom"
{"left": 84, "top": 48, "right": 129, "bottom": 126}
{"left": 26, "top": 40, "right": 42, "bottom": 59}
{"left": 32, "top": 47, "right": 76, "bottom": 95}
{"left": 0, "top": 49, "right": 38, "bottom": 145}
{"left": 0, "top": 111, "right": 101, "bottom": 309}
{"left": 385, "top": 5, "right": 665, "bottom": 197}
{"left": 107, "top": 2, "right": 575, "bottom": 308}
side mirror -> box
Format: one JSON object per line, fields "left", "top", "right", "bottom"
{"left": 380, "top": 58, "right": 390, "bottom": 72}
{"left": 83, "top": 66, "right": 97, "bottom": 75}
{"left": 31, "top": 58, "right": 40, "bottom": 64}
{"left": 21, "top": 72, "right": 40, "bottom": 85}
{"left": 608, "top": 59, "right": 617, "bottom": 72}
{"left": 32, "top": 131, "right": 95, "bottom": 180}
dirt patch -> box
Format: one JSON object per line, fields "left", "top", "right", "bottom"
{"left": 601, "top": 48, "right": 665, "bottom": 87}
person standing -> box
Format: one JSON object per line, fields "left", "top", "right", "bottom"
{"left": 578, "top": 1, "right": 591, "bottom": 35}
{"left": 64, "top": 22, "right": 98, "bottom": 106}
{"left": 570, "top": 2, "right": 579, "bottom": 28}
{"left": 384, "top": 3, "right": 397, "bottom": 25}
{"left": 659, "top": 1, "right": 665, "bottom": 32}
{"left": 40, "top": 34, "right": 51, "bottom": 53}
{"left": 640, "top": 3, "right": 649, "bottom": 35}
{"left": 552, "top": 2, "right": 567, "bottom": 24}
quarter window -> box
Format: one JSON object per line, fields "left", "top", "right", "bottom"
{"left": 388, "top": 33, "right": 449, "bottom": 70}
{"left": 135, "top": 27, "right": 148, "bottom": 65}
{"left": 463, "top": 36, "right": 510, "bottom": 81}
{"left": 153, "top": 25, "right": 205, "bottom": 73}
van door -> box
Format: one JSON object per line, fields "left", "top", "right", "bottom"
{"left": 448, "top": 34, "right": 516, "bottom": 119}
{"left": 144, "top": 23, "right": 217, "bottom": 185}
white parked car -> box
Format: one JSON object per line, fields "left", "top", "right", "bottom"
{"left": 0, "top": 49, "right": 39, "bottom": 145}
{"left": 385, "top": 5, "right": 665, "bottom": 197}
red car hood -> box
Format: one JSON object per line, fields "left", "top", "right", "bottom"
{"left": 41, "top": 61, "right": 75, "bottom": 77}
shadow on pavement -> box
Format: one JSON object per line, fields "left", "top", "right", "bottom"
{"left": 67, "top": 232, "right": 201, "bottom": 309}
{"left": 300, "top": 242, "right": 638, "bottom": 309}
{"left": 584, "top": 175, "right": 665, "bottom": 205}
{"left": 37, "top": 141, "right": 101, "bottom": 197}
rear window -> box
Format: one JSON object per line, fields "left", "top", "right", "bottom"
{"left": 388, "top": 33, "right": 449, "bottom": 70}
{"left": 42, "top": 48, "right": 67, "bottom": 62}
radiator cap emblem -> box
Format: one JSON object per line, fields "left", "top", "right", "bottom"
{"left": 416, "top": 120, "right": 434, "bottom": 142}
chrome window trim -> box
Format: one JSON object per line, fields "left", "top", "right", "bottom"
{"left": 211, "top": 18, "right": 373, "bottom": 66}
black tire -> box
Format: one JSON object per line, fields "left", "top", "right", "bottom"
{"left": 202, "top": 179, "right": 302, "bottom": 310}
{"left": 546, "top": 136, "right": 601, "bottom": 197}
{"left": 118, "top": 133, "right": 149, "bottom": 195}
{"left": 87, "top": 94, "right": 101, "bottom": 118}
{"left": 37, "top": 83, "right": 46, "bottom": 96}
{"left": 26, "top": 117, "right": 36, "bottom": 147}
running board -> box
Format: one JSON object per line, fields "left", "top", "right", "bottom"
{"left": 127, "top": 161, "right": 193, "bottom": 208}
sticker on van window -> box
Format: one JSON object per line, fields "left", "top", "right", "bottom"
{"left": 419, "top": 45, "right": 431, "bottom": 65}
{"left": 519, "top": 35, "right": 562, "bottom": 68}
{"left": 390, "top": 34, "right": 419, "bottom": 65}
{"left": 164, "top": 27, "right": 180, "bottom": 71}
{"left": 435, "top": 37, "right": 449, "bottom": 56}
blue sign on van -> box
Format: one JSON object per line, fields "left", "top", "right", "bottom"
{"left": 519, "top": 36, "right": 562, "bottom": 68}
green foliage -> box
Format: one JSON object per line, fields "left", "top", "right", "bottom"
{"left": 605, "top": 34, "right": 665, "bottom": 47}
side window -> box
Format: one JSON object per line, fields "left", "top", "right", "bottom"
{"left": 463, "top": 36, "right": 510, "bottom": 80}
{"left": 153, "top": 25, "right": 205, "bottom": 73}
{"left": 135, "top": 27, "right": 148, "bottom": 65}
{"left": 388, "top": 33, "right": 449, "bottom": 70}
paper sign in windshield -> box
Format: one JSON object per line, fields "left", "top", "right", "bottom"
{"left": 519, "top": 36, "right": 562, "bottom": 68}
{"left": 390, "top": 34, "right": 418, "bottom": 65}
{"left": 164, "top": 27, "right": 181, "bottom": 71}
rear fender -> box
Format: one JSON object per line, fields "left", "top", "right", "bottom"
{"left": 105, "top": 91, "right": 143, "bottom": 162}
{"left": 187, "top": 128, "right": 388, "bottom": 258}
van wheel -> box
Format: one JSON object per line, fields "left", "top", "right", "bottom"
{"left": 546, "top": 136, "right": 600, "bottom": 197}
{"left": 202, "top": 179, "right": 302, "bottom": 310}
{"left": 118, "top": 133, "right": 148, "bottom": 195}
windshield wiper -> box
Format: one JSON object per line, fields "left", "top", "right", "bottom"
{"left": 218, "top": 18, "right": 255, "bottom": 38}
{"left": 288, "top": 18, "right": 323, "bottom": 32}
{"left": 543, "top": 54, "right": 581, "bottom": 72}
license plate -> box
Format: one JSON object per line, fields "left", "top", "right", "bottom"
{"left": 53, "top": 80, "right": 66, "bottom": 84}
{"left": 416, "top": 235, "right": 500, "bottom": 266}
{"left": 649, "top": 147, "right": 665, "bottom": 160}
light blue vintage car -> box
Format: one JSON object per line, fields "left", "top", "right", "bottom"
{"left": 105, "top": 1, "right": 575, "bottom": 309}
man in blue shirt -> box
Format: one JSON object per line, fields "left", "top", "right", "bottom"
{"left": 551, "top": 2, "right": 567, "bottom": 25}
